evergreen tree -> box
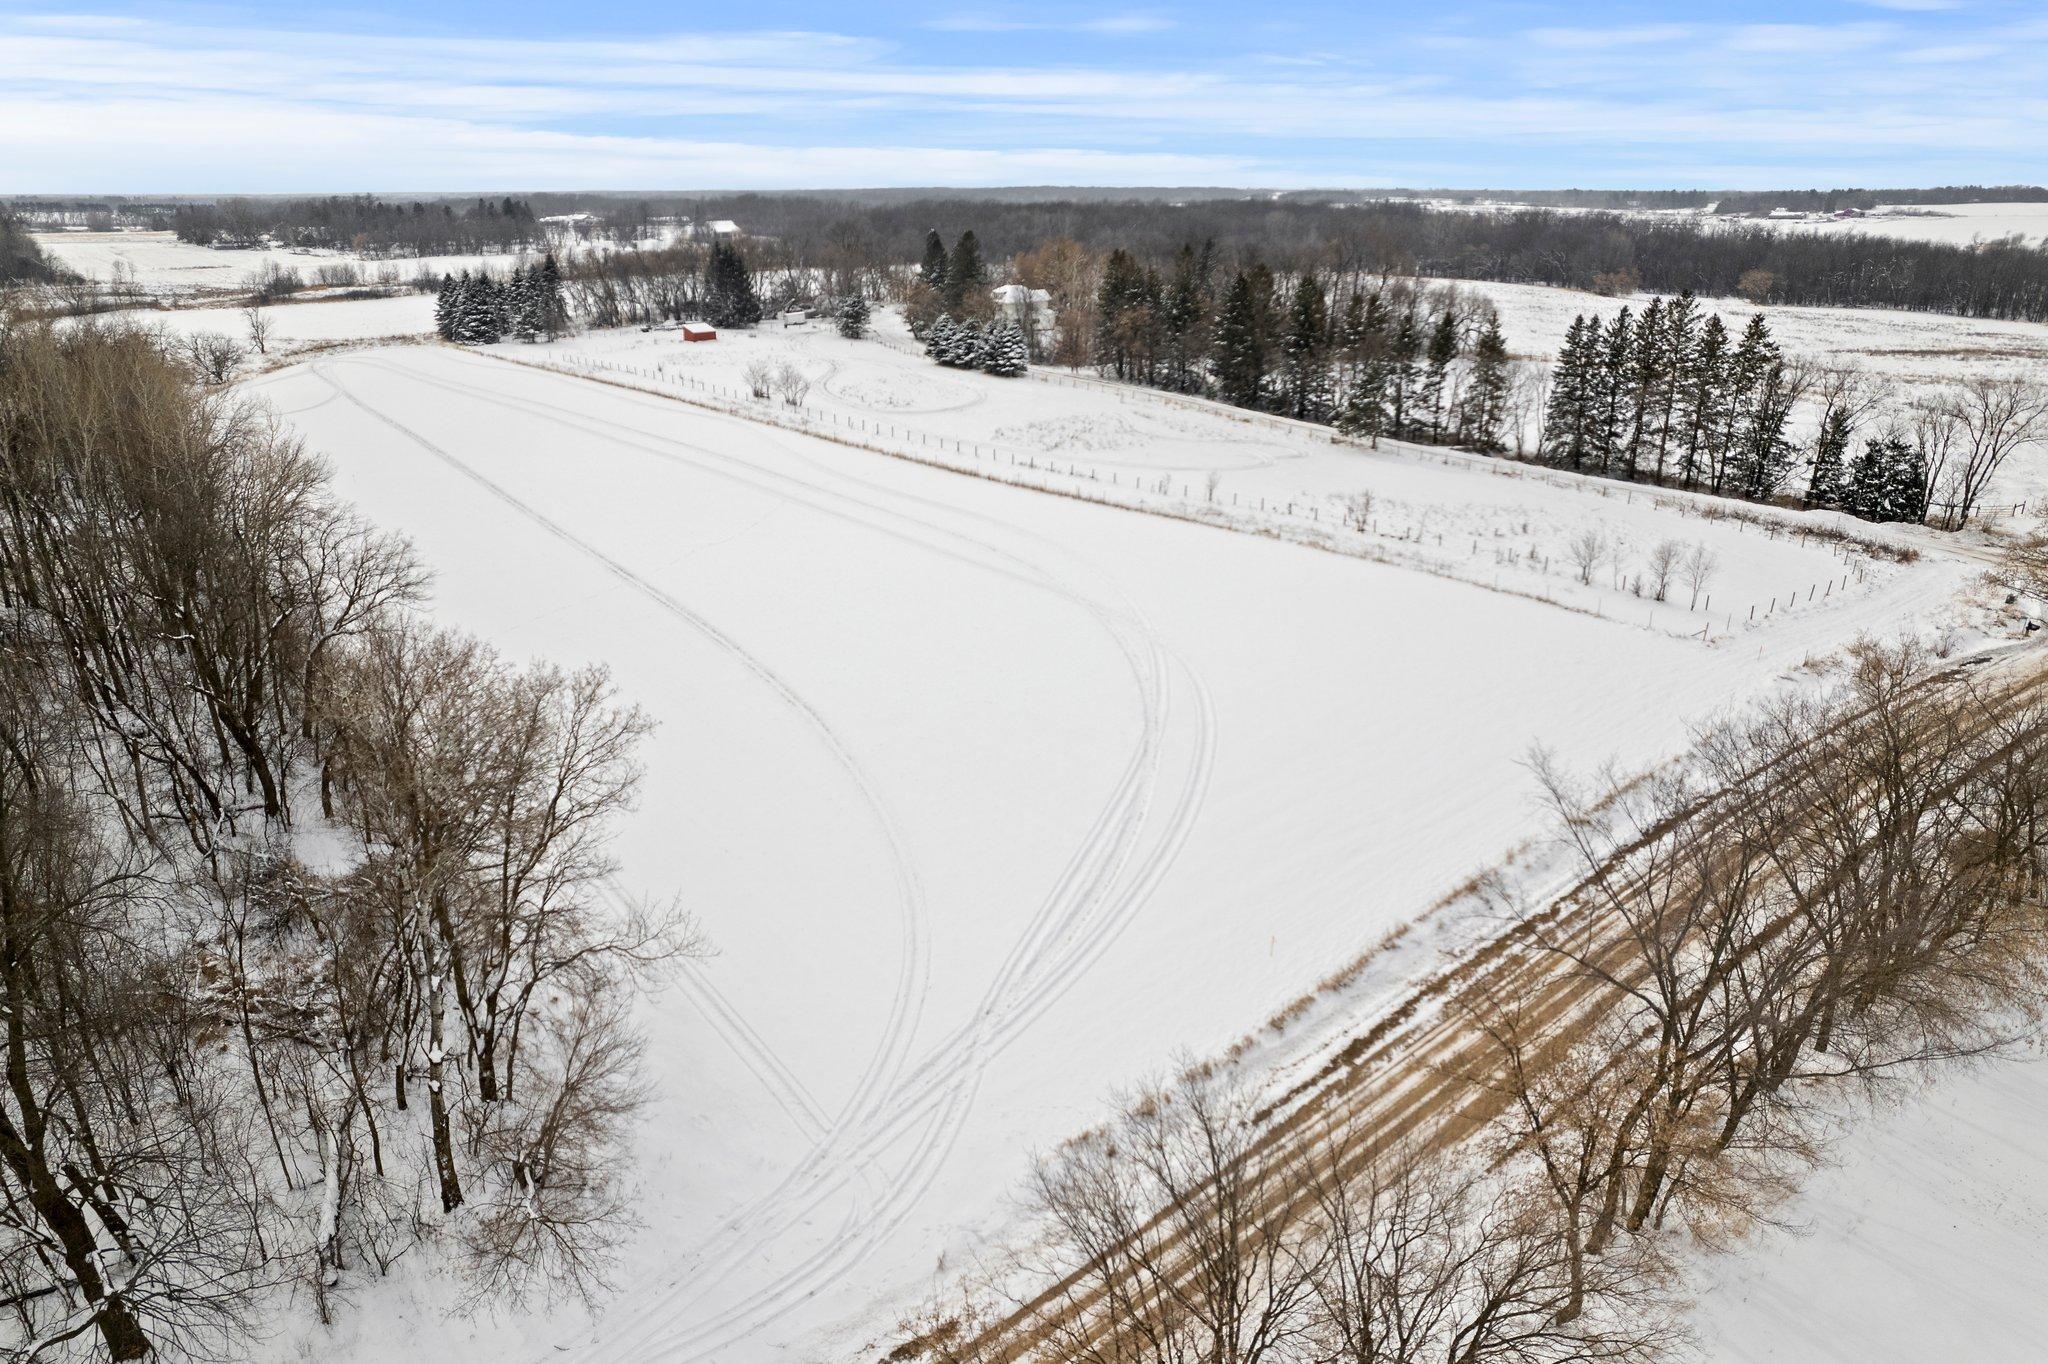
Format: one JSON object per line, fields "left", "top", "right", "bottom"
{"left": 925, "top": 313, "right": 956, "bottom": 362}
{"left": 1281, "top": 276, "right": 1332, "bottom": 423}
{"left": 1808, "top": 404, "right": 1852, "bottom": 508}
{"left": 1385, "top": 305, "right": 1421, "bottom": 438}
{"left": 919, "top": 230, "right": 949, "bottom": 293}
{"left": 1648, "top": 291, "right": 1699, "bottom": 480}
{"left": 1094, "top": 248, "right": 1151, "bottom": 381}
{"left": 507, "top": 266, "right": 539, "bottom": 342}
{"left": 1336, "top": 291, "right": 1393, "bottom": 447}
{"left": 702, "top": 242, "right": 763, "bottom": 328}
{"left": 1417, "top": 306, "right": 1460, "bottom": 442}
{"left": 1457, "top": 316, "right": 1512, "bottom": 453}
{"left": 1724, "top": 315, "right": 1789, "bottom": 498}
{"left": 1541, "top": 315, "right": 1597, "bottom": 469}
{"left": 433, "top": 273, "right": 458, "bottom": 340}
{"left": 1618, "top": 297, "right": 1666, "bottom": 479}
{"left": 1590, "top": 307, "right": 1635, "bottom": 474}
{"left": 1161, "top": 244, "right": 1209, "bottom": 394}
{"left": 1675, "top": 313, "right": 1729, "bottom": 489}
{"left": 837, "top": 293, "right": 871, "bottom": 339}
{"left": 1211, "top": 271, "right": 1269, "bottom": 410}
{"left": 1847, "top": 433, "right": 1927, "bottom": 523}
{"left": 945, "top": 230, "right": 987, "bottom": 311}
{"left": 536, "top": 252, "right": 566, "bottom": 339}
{"left": 983, "top": 322, "right": 1028, "bottom": 376}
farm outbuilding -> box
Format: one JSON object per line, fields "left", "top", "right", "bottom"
{"left": 681, "top": 322, "right": 717, "bottom": 342}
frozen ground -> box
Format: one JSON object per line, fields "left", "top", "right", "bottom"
{"left": 1752, "top": 201, "right": 2048, "bottom": 249}
{"left": 518, "top": 314, "right": 1925, "bottom": 645}
{"left": 98, "top": 293, "right": 436, "bottom": 348}
{"left": 32, "top": 229, "right": 523, "bottom": 297}
{"left": 1691, "top": 1050, "right": 2048, "bottom": 1364}
{"left": 239, "top": 336, "right": 1988, "bottom": 1362}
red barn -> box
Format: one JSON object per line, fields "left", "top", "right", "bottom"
{"left": 681, "top": 322, "right": 716, "bottom": 342}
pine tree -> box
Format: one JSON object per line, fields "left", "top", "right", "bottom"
{"left": 983, "top": 322, "right": 1028, "bottom": 376}
{"left": 1808, "top": 404, "right": 1852, "bottom": 508}
{"left": 1161, "top": 243, "right": 1209, "bottom": 394}
{"left": 925, "top": 313, "right": 956, "bottom": 362}
{"left": 945, "top": 230, "right": 986, "bottom": 311}
{"left": 1590, "top": 308, "right": 1635, "bottom": 475}
{"left": 537, "top": 252, "right": 566, "bottom": 338}
{"left": 919, "top": 230, "right": 949, "bottom": 294}
{"left": 1386, "top": 305, "right": 1421, "bottom": 438}
{"left": 1725, "top": 314, "right": 1787, "bottom": 498}
{"left": 1457, "top": 316, "right": 1512, "bottom": 453}
{"left": 1618, "top": 296, "right": 1666, "bottom": 479}
{"left": 1281, "top": 276, "right": 1331, "bottom": 423}
{"left": 1649, "top": 291, "right": 1700, "bottom": 481}
{"left": 1211, "top": 271, "right": 1268, "bottom": 410}
{"left": 433, "top": 273, "right": 458, "bottom": 340}
{"left": 1675, "top": 313, "right": 1729, "bottom": 489}
{"left": 1094, "top": 248, "right": 1151, "bottom": 381}
{"left": 1847, "top": 433, "right": 1926, "bottom": 523}
{"left": 1541, "top": 315, "right": 1597, "bottom": 469}
{"left": 837, "top": 293, "right": 871, "bottom": 339}
{"left": 702, "top": 242, "right": 763, "bottom": 328}
{"left": 1336, "top": 292, "right": 1393, "bottom": 446}
{"left": 1418, "top": 306, "right": 1460, "bottom": 442}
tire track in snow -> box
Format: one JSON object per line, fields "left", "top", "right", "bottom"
{"left": 307, "top": 352, "right": 1216, "bottom": 1361}
{"left": 308, "top": 355, "right": 932, "bottom": 1169}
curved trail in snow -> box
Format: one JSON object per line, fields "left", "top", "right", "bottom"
{"left": 302, "top": 352, "right": 1216, "bottom": 1362}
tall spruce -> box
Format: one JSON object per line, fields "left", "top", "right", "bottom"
{"left": 1458, "top": 316, "right": 1512, "bottom": 453}
{"left": 945, "top": 230, "right": 987, "bottom": 311}
{"left": 1281, "top": 276, "right": 1332, "bottom": 423}
{"left": 1212, "top": 271, "right": 1269, "bottom": 410}
{"left": 919, "top": 230, "right": 949, "bottom": 293}
{"left": 1419, "top": 306, "right": 1460, "bottom": 442}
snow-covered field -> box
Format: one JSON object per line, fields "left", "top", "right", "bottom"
{"left": 1693, "top": 1050, "right": 2048, "bottom": 1363}
{"left": 33, "top": 230, "right": 523, "bottom": 297}
{"left": 237, "top": 329, "right": 1991, "bottom": 1361}
{"left": 515, "top": 315, "right": 1932, "bottom": 645}
{"left": 1752, "top": 201, "right": 2048, "bottom": 249}
{"left": 100, "top": 292, "right": 436, "bottom": 347}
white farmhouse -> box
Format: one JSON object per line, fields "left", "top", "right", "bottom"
{"left": 992, "top": 282, "right": 1054, "bottom": 330}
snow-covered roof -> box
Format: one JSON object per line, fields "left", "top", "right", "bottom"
{"left": 992, "top": 284, "right": 1051, "bottom": 304}
{"left": 707, "top": 219, "right": 740, "bottom": 234}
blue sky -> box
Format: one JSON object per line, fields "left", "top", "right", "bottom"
{"left": 2, "top": 0, "right": 2043, "bottom": 192}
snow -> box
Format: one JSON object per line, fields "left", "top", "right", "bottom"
{"left": 32, "top": 230, "right": 524, "bottom": 298}
{"left": 95, "top": 294, "right": 436, "bottom": 347}
{"left": 1752, "top": 201, "right": 2048, "bottom": 249}
{"left": 513, "top": 314, "right": 1930, "bottom": 646}
{"left": 1691, "top": 1051, "right": 2048, "bottom": 1364}
{"left": 240, "top": 335, "right": 1992, "bottom": 1362}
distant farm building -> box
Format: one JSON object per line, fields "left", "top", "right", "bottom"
{"left": 681, "top": 322, "right": 717, "bottom": 342}
{"left": 694, "top": 219, "right": 742, "bottom": 240}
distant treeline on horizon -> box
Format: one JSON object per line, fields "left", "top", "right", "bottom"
{"left": 7, "top": 183, "right": 2048, "bottom": 216}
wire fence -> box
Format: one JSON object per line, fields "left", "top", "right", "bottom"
{"left": 504, "top": 349, "right": 1892, "bottom": 646}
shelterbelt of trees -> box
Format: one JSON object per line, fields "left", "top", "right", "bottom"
{"left": 0, "top": 322, "right": 691, "bottom": 1360}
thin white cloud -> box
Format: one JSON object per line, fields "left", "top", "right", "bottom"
{"left": 924, "top": 11, "right": 1175, "bottom": 34}
{"left": 3, "top": 10, "right": 2046, "bottom": 191}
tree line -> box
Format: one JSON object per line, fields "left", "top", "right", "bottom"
{"left": 172, "top": 195, "right": 545, "bottom": 258}
{"left": 919, "top": 642, "right": 2048, "bottom": 1364}
{"left": 556, "top": 194, "right": 2048, "bottom": 323}
{"left": 0, "top": 321, "right": 686, "bottom": 1358}
{"left": 1539, "top": 294, "right": 2048, "bottom": 526}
